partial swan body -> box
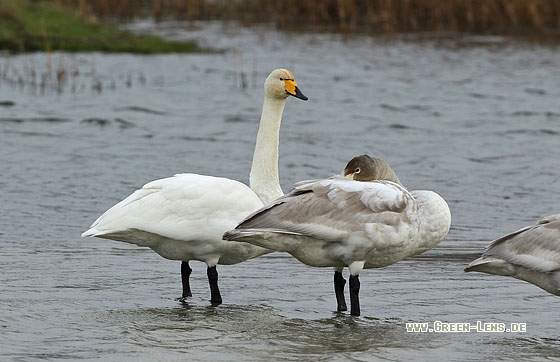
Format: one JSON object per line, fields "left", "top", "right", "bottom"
{"left": 224, "top": 155, "right": 451, "bottom": 316}
{"left": 465, "top": 214, "right": 560, "bottom": 296}
{"left": 82, "top": 69, "right": 307, "bottom": 305}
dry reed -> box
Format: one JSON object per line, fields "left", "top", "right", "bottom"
{"left": 0, "top": 54, "right": 147, "bottom": 95}
{"left": 44, "top": 0, "right": 560, "bottom": 35}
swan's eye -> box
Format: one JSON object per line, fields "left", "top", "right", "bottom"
{"left": 355, "top": 168, "right": 361, "bottom": 174}
{"left": 279, "top": 77, "right": 284, "bottom": 81}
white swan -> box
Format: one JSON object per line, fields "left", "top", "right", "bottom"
{"left": 82, "top": 69, "right": 307, "bottom": 305}
{"left": 224, "top": 155, "right": 451, "bottom": 316}
{"left": 465, "top": 214, "right": 560, "bottom": 296}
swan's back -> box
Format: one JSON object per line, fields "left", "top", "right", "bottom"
{"left": 83, "top": 173, "right": 264, "bottom": 248}
{"left": 225, "top": 177, "right": 450, "bottom": 268}
{"left": 465, "top": 214, "right": 560, "bottom": 295}
{"left": 239, "top": 178, "right": 415, "bottom": 237}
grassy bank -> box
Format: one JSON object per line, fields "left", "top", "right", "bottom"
{"left": 49, "top": 0, "right": 560, "bottom": 37}
{"left": 0, "top": 0, "right": 202, "bottom": 53}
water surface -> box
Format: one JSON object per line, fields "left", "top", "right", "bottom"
{"left": 1, "top": 22, "right": 560, "bottom": 361}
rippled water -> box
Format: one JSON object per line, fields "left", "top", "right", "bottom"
{"left": 1, "top": 21, "right": 560, "bottom": 361}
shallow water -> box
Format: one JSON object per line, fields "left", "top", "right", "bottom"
{"left": 1, "top": 21, "right": 560, "bottom": 361}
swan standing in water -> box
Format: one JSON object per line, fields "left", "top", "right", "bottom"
{"left": 82, "top": 69, "right": 307, "bottom": 305}
{"left": 465, "top": 214, "right": 560, "bottom": 296}
{"left": 224, "top": 155, "right": 451, "bottom": 316}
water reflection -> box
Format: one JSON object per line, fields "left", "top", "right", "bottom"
{"left": 101, "top": 304, "right": 432, "bottom": 356}
{"left": 94, "top": 302, "right": 560, "bottom": 360}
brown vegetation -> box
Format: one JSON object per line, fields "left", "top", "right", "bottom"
{"left": 44, "top": 0, "right": 560, "bottom": 35}
{"left": 0, "top": 54, "right": 148, "bottom": 94}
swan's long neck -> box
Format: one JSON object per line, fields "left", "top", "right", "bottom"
{"left": 250, "top": 95, "right": 287, "bottom": 204}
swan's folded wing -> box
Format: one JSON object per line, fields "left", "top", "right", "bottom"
{"left": 83, "top": 173, "right": 264, "bottom": 243}
{"left": 482, "top": 216, "right": 560, "bottom": 272}
{"left": 227, "top": 178, "right": 416, "bottom": 242}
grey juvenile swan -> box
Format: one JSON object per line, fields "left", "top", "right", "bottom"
{"left": 224, "top": 154, "right": 451, "bottom": 316}
{"left": 465, "top": 214, "right": 560, "bottom": 296}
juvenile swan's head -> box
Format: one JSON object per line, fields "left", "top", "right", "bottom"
{"left": 264, "top": 69, "right": 308, "bottom": 101}
{"left": 343, "top": 154, "right": 402, "bottom": 185}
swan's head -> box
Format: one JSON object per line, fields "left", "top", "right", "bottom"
{"left": 265, "top": 69, "right": 308, "bottom": 101}
{"left": 343, "top": 154, "right": 403, "bottom": 185}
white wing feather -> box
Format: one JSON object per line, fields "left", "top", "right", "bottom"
{"left": 83, "top": 173, "right": 268, "bottom": 264}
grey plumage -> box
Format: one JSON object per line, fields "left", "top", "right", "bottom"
{"left": 224, "top": 155, "right": 451, "bottom": 316}
{"left": 465, "top": 214, "right": 560, "bottom": 296}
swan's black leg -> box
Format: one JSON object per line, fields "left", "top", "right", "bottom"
{"left": 349, "top": 274, "right": 360, "bottom": 317}
{"left": 334, "top": 271, "right": 348, "bottom": 312}
{"left": 181, "top": 261, "right": 193, "bottom": 299}
{"left": 207, "top": 266, "right": 222, "bottom": 306}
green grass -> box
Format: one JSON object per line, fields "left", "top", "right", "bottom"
{"left": 0, "top": 0, "right": 203, "bottom": 53}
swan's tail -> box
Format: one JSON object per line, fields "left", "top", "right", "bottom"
{"left": 223, "top": 228, "right": 302, "bottom": 252}
{"left": 464, "top": 256, "right": 514, "bottom": 276}
{"left": 81, "top": 228, "right": 97, "bottom": 238}
{"left": 223, "top": 228, "right": 300, "bottom": 241}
